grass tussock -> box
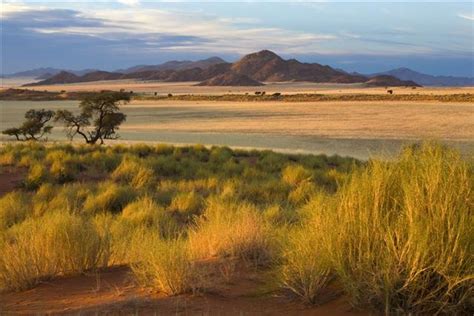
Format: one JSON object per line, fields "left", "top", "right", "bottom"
{"left": 189, "top": 198, "right": 273, "bottom": 266}
{"left": 0, "top": 212, "right": 109, "bottom": 291}
{"left": 0, "top": 141, "right": 471, "bottom": 315}
{"left": 281, "top": 143, "right": 473, "bottom": 314}
{"left": 130, "top": 233, "right": 203, "bottom": 295}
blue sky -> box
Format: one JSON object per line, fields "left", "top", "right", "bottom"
{"left": 1, "top": 1, "right": 473, "bottom": 76}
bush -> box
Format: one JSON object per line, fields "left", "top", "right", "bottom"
{"left": 130, "top": 233, "right": 202, "bottom": 295}
{"left": 169, "top": 191, "right": 203, "bottom": 217}
{"left": 83, "top": 182, "right": 135, "bottom": 214}
{"left": 0, "top": 212, "right": 109, "bottom": 291}
{"left": 112, "top": 157, "right": 156, "bottom": 189}
{"left": 293, "top": 143, "right": 473, "bottom": 314}
{"left": 122, "top": 196, "right": 177, "bottom": 237}
{"left": 25, "top": 163, "right": 48, "bottom": 189}
{"left": 282, "top": 165, "right": 313, "bottom": 186}
{"left": 280, "top": 227, "right": 333, "bottom": 304}
{"left": 33, "top": 183, "right": 92, "bottom": 216}
{"left": 189, "top": 198, "right": 272, "bottom": 265}
{"left": 0, "top": 192, "right": 30, "bottom": 229}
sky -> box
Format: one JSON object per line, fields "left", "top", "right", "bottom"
{"left": 1, "top": 1, "right": 473, "bottom": 76}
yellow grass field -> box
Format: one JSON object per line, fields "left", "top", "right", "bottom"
{"left": 121, "top": 100, "right": 474, "bottom": 141}
{"left": 3, "top": 78, "right": 474, "bottom": 95}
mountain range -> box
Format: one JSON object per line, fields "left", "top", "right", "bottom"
{"left": 17, "top": 50, "right": 468, "bottom": 87}
{"left": 368, "top": 68, "right": 474, "bottom": 87}
{"left": 6, "top": 52, "right": 473, "bottom": 87}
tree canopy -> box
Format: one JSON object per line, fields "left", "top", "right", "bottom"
{"left": 2, "top": 109, "right": 55, "bottom": 141}
{"left": 55, "top": 92, "right": 130, "bottom": 144}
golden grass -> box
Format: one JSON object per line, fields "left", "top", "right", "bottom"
{"left": 282, "top": 143, "right": 474, "bottom": 314}
{"left": 0, "top": 212, "right": 109, "bottom": 291}
{"left": 0, "top": 142, "right": 471, "bottom": 314}
{"left": 188, "top": 197, "right": 273, "bottom": 266}
{"left": 130, "top": 233, "right": 203, "bottom": 295}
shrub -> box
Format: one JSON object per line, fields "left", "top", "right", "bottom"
{"left": 280, "top": 227, "right": 333, "bottom": 304}
{"left": 33, "top": 183, "right": 91, "bottom": 216}
{"left": 0, "top": 212, "right": 109, "bottom": 291}
{"left": 0, "top": 191, "right": 30, "bottom": 229}
{"left": 189, "top": 198, "right": 272, "bottom": 265}
{"left": 112, "top": 157, "right": 156, "bottom": 189}
{"left": 83, "top": 182, "right": 135, "bottom": 214}
{"left": 298, "top": 143, "right": 473, "bottom": 314}
{"left": 169, "top": 191, "right": 203, "bottom": 217}
{"left": 122, "top": 196, "right": 178, "bottom": 237}
{"left": 25, "top": 162, "right": 48, "bottom": 189}
{"left": 130, "top": 233, "right": 202, "bottom": 295}
{"left": 282, "top": 164, "right": 313, "bottom": 186}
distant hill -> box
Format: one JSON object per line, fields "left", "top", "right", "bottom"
{"left": 230, "top": 50, "right": 364, "bottom": 83}
{"left": 196, "top": 73, "right": 263, "bottom": 86}
{"left": 366, "top": 75, "right": 421, "bottom": 87}
{"left": 24, "top": 70, "right": 122, "bottom": 86}
{"left": 25, "top": 50, "right": 423, "bottom": 87}
{"left": 370, "top": 68, "right": 473, "bottom": 86}
{"left": 117, "top": 57, "right": 227, "bottom": 74}
{"left": 3, "top": 67, "right": 99, "bottom": 79}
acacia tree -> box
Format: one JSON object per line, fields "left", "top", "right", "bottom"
{"left": 55, "top": 92, "right": 130, "bottom": 145}
{"left": 2, "top": 109, "right": 55, "bottom": 141}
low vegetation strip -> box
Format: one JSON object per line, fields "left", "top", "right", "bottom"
{"left": 1, "top": 88, "right": 474, "bottom": 102}
{"left": 135, "top": 92, "right": 474, "bottom": 102}
{"left": 0, "top": 142, "right": 472, "bottom": 315}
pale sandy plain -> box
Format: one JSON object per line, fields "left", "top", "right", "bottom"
{"left": 3, "top": 77, "right": 474, "bottom": 95}
{"left": 1, "top": 80, "right": 473, "bottom": 158}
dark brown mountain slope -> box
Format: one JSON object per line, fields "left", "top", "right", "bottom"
{"left": 230, "top": 50, "right": 365, "bottom": 83}
{"left": 24, "top": 71, "right": 80, "bottom": 86}
{"left": 24, "top": 71, "right": 123, "bottom": 86}
{"left": 366, "top": 75, "right": 421, "bottom": 87}
{"left": 196, "top": 73, "right": 263, "bottom": 86}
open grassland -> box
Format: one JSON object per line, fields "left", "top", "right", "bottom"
{"left": 0, "top": 142, "right": 472, "bottom": 314}
{"left": 2, "top": 79, "right": 473, "bottom": 95}
{"left": 2, "top": 88, "right": 474, "bottom": 103}
{"left": 120, "top": 100, "right": 474, "bottom": 141}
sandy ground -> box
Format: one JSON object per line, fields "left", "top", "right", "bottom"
{"left": 3, "top": 78, "right": 474, "bottom": 95}
{"left": 0, "top": 167, "right": 26, "bottom": 197}
{"left": 0, "top": 264, "right": 370, "bottom": 315}
{"left": 120, "top": 100, "right": 474, "bottom": 141}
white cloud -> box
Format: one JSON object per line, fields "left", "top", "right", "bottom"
{"left": 12, "top": 6, "right": 338, "bottom": 55}
{"left": 458, "top": 13, "right": 474, "bottom": 21}
{"left": 117, "top": 0, "right": 140, "bottom": 7}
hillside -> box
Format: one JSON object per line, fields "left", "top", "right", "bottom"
{"left": 196, "top": 73, "right": 263, "bottom": 86}
{"left": 371, "top": 67, "right": 474, "bottom": 86}
{"left": 24, "top": 71, "right": 124, "bottom": 86}
{"left": 117, "top": 57, "right": 226, "bottom": 73}
{"left": 230, "top": 50, "right": 365, "bottom": 83}
{"left": 366, "top": 75, "right": 421, "bottom": 87}
{"left": 24, "top": 50, "right": 421, "bottom": 87}
{"left": 24, "top": 71, "right": 81, "bottom": 85}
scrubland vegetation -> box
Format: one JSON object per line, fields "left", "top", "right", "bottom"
{"left": 2, "top": 88, "right": 473, "bottom": 103}
{"left": 136, "top": 92, "right": 474, "bottom": 103}
{"left": 0, "top": 142, "right": 472, "bottom": 314}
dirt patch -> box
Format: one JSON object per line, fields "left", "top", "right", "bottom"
{"left": 0, "top": 265, "right": 370, "bottom": 315}
{"left": 0, "top": 167, "right": 26, "bottom": 197}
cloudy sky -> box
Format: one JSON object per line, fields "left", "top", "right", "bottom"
{"left": 1, "top": 1, "right": 473, "bottom": 76}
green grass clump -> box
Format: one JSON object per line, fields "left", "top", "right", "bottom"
{"left": 0, "top": 141, "right": 470, "bottom": 314}
{"left": 112, "top": 156, "right": 156, "bottom": 189}
{"left": 189, "top": 198, "right": 273, "bottom": 265}
{"left": 83, "top": 182, "right": 136, "bottom": 214}
{"left": 122, "top": 196, "right": 177, "bottom": 236}
{"left": 0, "top": 212, "right": 109, "bottom": 291}
{"left": 282, "top": 143, "right": 473, "bottom": 314}
{"left": 130, "top": 233, "right": 202, "bottom": 295}
{"left": 0, "top": 192, "right": 31, "bottom": 229}
{"left": 169, "top": 191, "right": 203, "bottom": 217}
